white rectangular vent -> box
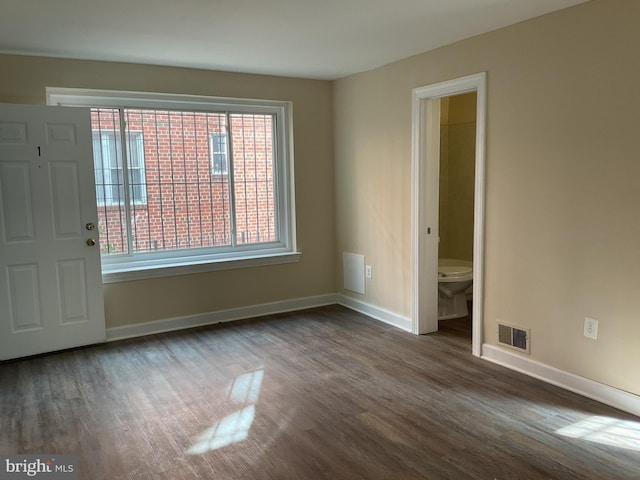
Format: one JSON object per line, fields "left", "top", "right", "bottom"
{"left": 343, "top": 252, "right": 365, "bottom": 295}
{"left": 498, "top": 323, "right": 530, "bottom": 354}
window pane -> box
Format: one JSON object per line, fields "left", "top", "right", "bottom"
{"left": 230, "top": 113, "right": 277, "bottom": 245}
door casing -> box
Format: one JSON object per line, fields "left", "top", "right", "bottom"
{"left": 411, "top": 72, "right": 487, "bottom": 357}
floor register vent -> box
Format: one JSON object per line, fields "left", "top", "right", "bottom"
{"left": 498, "top": 323, "right": 530, "bottom": 354}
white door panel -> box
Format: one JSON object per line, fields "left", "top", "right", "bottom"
{"left": 0, "top": 103, "right": 105, "bottom": 360}
{"left": 7, "top": 263, "right": 41, "bottom": 331}
{"left": 0, "top": 161, "right": 35, "bottom": 242}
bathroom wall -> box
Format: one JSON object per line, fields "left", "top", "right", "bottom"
{"left": 438, "top": 93, "right": 476, "bottom": 261}
{"left": 438, "top": 105, "right": 450, "bottom": 258}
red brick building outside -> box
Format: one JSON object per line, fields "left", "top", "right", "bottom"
{"left": 90, "top": 108, "right": 276, "bottom": 256}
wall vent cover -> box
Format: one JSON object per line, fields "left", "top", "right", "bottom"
{"left": 498, "top": 322, "right": 530, "bottom": 354}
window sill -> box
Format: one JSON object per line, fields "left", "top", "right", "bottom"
{"left": 101, "top": 251, "right": 302, "bottom": 284}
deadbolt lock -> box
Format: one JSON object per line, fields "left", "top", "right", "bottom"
{"left": 86, "top": 222, "right": 95, "bottom": 231}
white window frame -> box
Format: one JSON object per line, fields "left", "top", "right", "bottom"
{"left": 47, "top": 88, "right": 300, "bottom": 283}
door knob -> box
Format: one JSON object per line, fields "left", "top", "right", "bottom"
{"left": 86, "top": 222, "right": 95, "bottom": 231}
{"left": 86, "top": 238, "right": 96, "bottom": 247}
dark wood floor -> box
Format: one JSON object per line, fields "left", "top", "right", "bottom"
{"left": 1, "top": 305, "right": 639, "bottom": 479}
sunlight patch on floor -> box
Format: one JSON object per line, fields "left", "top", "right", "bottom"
{"left": 188, "top": 368, "right": 264, "bottom": 454}
{"left": 556, "top": 415, "right": 640, "bottom": 452}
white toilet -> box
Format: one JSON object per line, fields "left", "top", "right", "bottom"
{"left": 438, "top": 258, "right": 473, "bottom": 320}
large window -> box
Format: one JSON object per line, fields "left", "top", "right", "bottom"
{"left": 48, "top": 89, "right": 298, "bottom": 281}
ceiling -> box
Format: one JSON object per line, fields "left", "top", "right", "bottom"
{"left": 0, "top": 0, "right": 589, "bottom": 80}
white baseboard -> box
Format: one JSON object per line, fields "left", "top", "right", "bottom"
{"left": 106, "top": 293, "right": 339, "bottom": 342}
{"left": 106, "top": 292, "right": 412, "bottom": 342}
{"left": 482, "top": 344, "right": 640, "bottom": 418}
{"left": 337, "top": 294, "right": 413, "bottom": 332}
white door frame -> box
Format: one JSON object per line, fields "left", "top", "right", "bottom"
{"left": 411, "top": 72, "right": 487, "bottom": 357}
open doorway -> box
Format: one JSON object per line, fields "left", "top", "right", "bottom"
{"left": 437, "top": 93, "right": 477, "bottom": 338}
{"left": 411, "top": 73, "right": 486, "bottom": 357}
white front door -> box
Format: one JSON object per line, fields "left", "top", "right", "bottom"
{"left": 0, "top": 103, "right": 105, "bottom": 360}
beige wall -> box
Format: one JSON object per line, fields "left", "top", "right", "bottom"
{"left": 0, "top": 54, "right": 335, "bottom": 328}
{"left": 334, "top": 0, "right": 640, "bottom": 396}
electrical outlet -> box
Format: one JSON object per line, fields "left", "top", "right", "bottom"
{"left": 365, "top": 265, "right": 372, "bottom": 279}
{"left": 584, "top": 317, "right": 599, "bottom": 340}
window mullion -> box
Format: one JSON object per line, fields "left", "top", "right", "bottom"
{"left": 118, "top": 109, "right": 135, "bottom": 256}
{"left": 225, "top": 112, "right": 238, "bottom": 248}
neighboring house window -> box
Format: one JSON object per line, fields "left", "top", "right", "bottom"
{"left": 47, "top": 88, "right": 298, "bottom": 282}
{"left": 92, "top": 130, "right": 147, "bottom": 205}
{"left": 210, "top": 131, "right": 229, "bottom": 175}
